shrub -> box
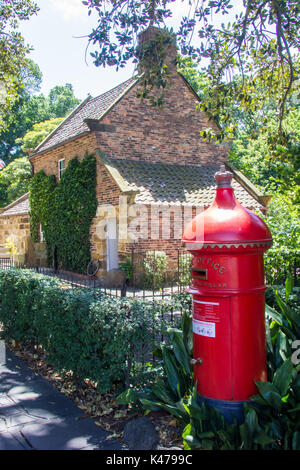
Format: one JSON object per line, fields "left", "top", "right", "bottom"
{"left": 143, "top": 250, "right": 167, "bottom": 289}
{"left": 0, "top": 269, "right": 191, "bottom": 393}
{"left": 178, "top": 252, "right": 192, "bottom": 286}
{"left": 261, "top": 193, "right": 300, "bottom": 285}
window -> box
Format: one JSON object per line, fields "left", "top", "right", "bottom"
{"left": 40, "top": 224, "right": 45, "bottom": 243}
{"left": 58, "top": 158, "right": 65, "bottom": 180}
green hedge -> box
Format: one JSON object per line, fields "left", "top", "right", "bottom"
{"left": 0, "top": 269, "right": 191, "bottom": 392}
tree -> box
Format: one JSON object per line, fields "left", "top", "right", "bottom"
{"left": 0, "top": 157, "right": 32, "bottom": 207}
{"left": 48, "top": 84, "right": 81, "bottom": 118}
{"left": 179, "top": 55, "right": 300, "bottom": 195}
{"left": 0, "top": 0, "right": 39, "bottom": 130}
{"left": 0, "top": 80, "right": 80, "bottom": 164}
{"left": 20, "top": 117, "right": 64, "bottom": 155}
{"left": 0, "top": 60, "right": 44, "bottom": 164}
{"left": 84, "top": 0, "right": 300, "bottom": 140}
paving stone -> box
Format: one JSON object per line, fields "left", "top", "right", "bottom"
{"left": 0, "top": 348, "right": 126, "bottom": 451}
{"left": 0, "top": 375, "right": 65, "bottom": 401}
{"left": 20, "top": 417, "right": 112, "bottom": 450}
{"left": 14, "top": 395, "right": 83, "bottom": 421}
{"left": 0, "top": 431, "right": 29, "bottom": 450}
{"left": 0, "top": 412, "right": 42, "bottom": 431}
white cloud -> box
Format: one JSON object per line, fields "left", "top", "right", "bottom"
{"left": 49, "top": 0, "right": 89, "bottom": 21}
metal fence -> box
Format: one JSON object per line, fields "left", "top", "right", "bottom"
{"left": 0, "top": 249, "right": 193, "bottom": 301}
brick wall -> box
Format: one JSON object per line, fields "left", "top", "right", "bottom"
{"left": 96, "top": 71, "right": 229, "bottom": 166}
{"left": 29, "top": 69, "right": 229, "bottom": 271}
{"left": 31, "top": 133, "right": 99, "bottom": 177}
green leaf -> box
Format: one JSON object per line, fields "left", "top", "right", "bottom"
{"left": 273, "top": 359, "right": 293, "bottom": 396}
{"left": 244, "top": 408, "right": 258, "bottom": 437}
{"left": 181, "top": 312, "right": 193, "bottom": 357}
{"left": 139, "top": 398, "right": 189, "bottom": 424}
{"left": 255, "top": 381, "right": 283, "bottom": 410}
{"left": 167, "top": 327, "right": 192, "bottom": 374}
{"left": 285, "top": 274, "right": 293, "bottom": 302}
{"left": 161, "top": 346, "right": 182, "bottom": 398}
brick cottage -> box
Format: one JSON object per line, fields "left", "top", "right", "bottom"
{"left": 0, "top": 27, "right": 270, "bottom": 274}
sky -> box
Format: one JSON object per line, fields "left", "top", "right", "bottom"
{"left": 19, "top": 0, "right": 190, "bottom": 101}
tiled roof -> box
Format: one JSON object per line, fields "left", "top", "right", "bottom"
{"left": 33, "top": 76, "right": 138, "bottom": 154}
{"left": 0, "top": 194, "right": 30, "bottom": 217}
{"left": 102, "top": 157, "right": 264, "bottom": 209}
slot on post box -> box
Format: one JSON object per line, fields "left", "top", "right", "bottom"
{"left": 192, "top": 268, "right": 207, "bottom": 280}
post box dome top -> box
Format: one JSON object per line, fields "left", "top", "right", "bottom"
{"left": 182, "top": 165, "right": 272, "bottom": 249}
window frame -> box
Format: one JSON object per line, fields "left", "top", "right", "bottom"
{"left": 39, "top": 223, "right": 45, "bottom": 243}
{"left": 58, "top": 158, "right": 65, "bottom": 181}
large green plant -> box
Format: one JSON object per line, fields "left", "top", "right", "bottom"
{"left": 29, "top": 153, "right": 97, "bottom": 273}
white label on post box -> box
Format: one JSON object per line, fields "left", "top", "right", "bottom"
{"left": 193, "top": 318, "right": 216, "bottom": 338}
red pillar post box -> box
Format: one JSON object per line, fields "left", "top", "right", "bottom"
{"left": 182, "top": 165, "right": 272, "bottom": 423}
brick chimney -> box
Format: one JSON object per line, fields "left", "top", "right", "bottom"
{"left": 137, "top": 26, "right": 178, "bottom": 73}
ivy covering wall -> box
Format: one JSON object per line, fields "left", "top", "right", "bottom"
{"left": 29, "top": 153, "right": 98, "bottom": 273}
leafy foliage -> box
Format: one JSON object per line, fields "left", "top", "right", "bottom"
{"left": 0, "top": 157, "right": 32, "bottom": 207}
{"left": 0, "top": 269, "right": 183, "bottom": 393}
{"left": 20, "top": 117, "right": 64, "bottom": 154}
{"left": 261, "top": 194, "right": 300, "bottom": 285}
{"left": 0, "top": 60, "right": 42, "bottom": 163}
{"left": 143, "top": 250, "right": 168, "bottom": 289}
{"left": 117, "top": 311, "right": 193, "bottom": 423}
{"left": 1, "top": 80, "right": 80, "bottom": 164}
{"left": 0, "top": 0, "right": 39, "bottom": 131}
{"left": 83, "top": 0, "right": 300, "bottom": 137}
{"left": 29, "top": 153, "right": 98, "bottom": 273}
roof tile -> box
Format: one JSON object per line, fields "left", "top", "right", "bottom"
{"left": 0, "top": 195, "right": 30, "bottom": 217}
{"left": 35, "top": 77, "right": 138, "bottom": 154}
{"left": 103, "top": 157, "right": 263, "bottom": 210}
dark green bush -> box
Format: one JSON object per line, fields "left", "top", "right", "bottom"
{"left": 0, "top": 269, "right": 190, "bottom": 392}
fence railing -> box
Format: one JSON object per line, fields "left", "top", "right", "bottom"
{"left": 0, "top": 249, "right": 193, "bottom": 301}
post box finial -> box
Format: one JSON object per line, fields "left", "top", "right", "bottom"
{"left": 214, "top": 164, "right": 233, "bottom": 188}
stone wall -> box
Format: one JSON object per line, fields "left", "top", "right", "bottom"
{"left": 0, "top": 214, "right": 30, "bottom": 264}
{"left": 0, "top": 214, "right": 47, "bottom": 266}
